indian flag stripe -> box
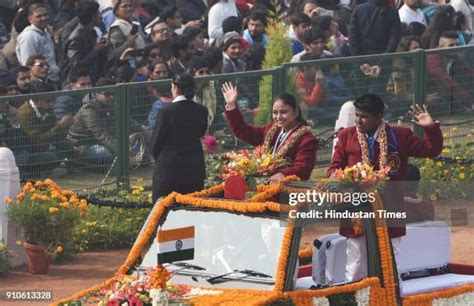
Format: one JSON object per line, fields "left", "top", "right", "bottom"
{"left": 158, "top": 226, "right": 194, "bottom": 242}
{"left": 157, "top": 238, "right": 194, "bottom": 254}
{"left": 158, "top": 249, "right": 195, "bottom": 264}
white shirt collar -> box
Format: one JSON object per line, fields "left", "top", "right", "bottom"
{"left": 172, "top": 95, "right": 187, "bottom": 103}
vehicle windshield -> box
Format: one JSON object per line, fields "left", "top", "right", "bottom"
{"left": 138, "top": 209, "right": 287, "bottom": 290}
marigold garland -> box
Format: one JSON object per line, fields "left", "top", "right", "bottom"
{"left": 186, "top": 184, "right": 225, "bottom": 198}
{"left": 175, "top": 194, "right": 287, "bottom": 214}
{"left": 54, "top": 181, "right": 400, "bottom": 306}
{"left": 366, "top": 189, "right": 397, "bottom": 306}
{"left": 402, "top": 284, "right": 474, "bottom": 306}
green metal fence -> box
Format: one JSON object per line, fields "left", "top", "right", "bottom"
{"left": 0, "top": 46, "right": 472, "bottom": 191}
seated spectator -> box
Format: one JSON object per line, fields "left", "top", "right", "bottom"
{"left": 450, "top": 0, "right": 474, "bottom": 34}
{"left": 454, "top": 11, "right": 471, "bottom": 45}
{"left": 183, "top": 27, "right": 208, "bottom": 54}
{"left": 303, "top": 0, "right": 334, "bottom": 22}
{"left": 291, "top": 26, "right": 332, "bottom": 62}
{"left": 159, "top": 5, "right": 201, "bottom": 36}
{"left": 147, "top": 61, "right": 172, "bottom": 128}
{"left": 213, "top": 16, "right": 249, "bottom": 52}
{"left": 406, "top": 21, "right": 426, "bottom": 38}
{"left": 328, "top": 19, "right": 347, "bottom": 52}
{"left": 16, "top": 3, "right": 60, "bottom": 84}
{"left": 167, "top": 34, "right": 197, "bottom": 76}
{"left": 14, "top": 66, "right": 31, "bottom": 95}
{"left": 398, "top": 0, "right": 427, "bottom": 26}
{"left": 420, "top": 6, "right": 456, "bottom": 49}
{"left": 147, "top": 19, "right": 173, "bottom": 61}
{"left": 221, "top": 32, "right": 246, "bottom": 73}
{"left": 176, "top": 0, "right": 206, "bottom": 24}
{"left": 387, "top": 36, "right": 421, "bottom": 114}
{"left": 289, "top": 13, "right": 311, "bottom": 55}
{"left": 204, "top": 47, "right": 224, "bottom": 75}
{"left": 321, "top": 55, "right": 352, "bottom": 106}
{"left": 295, "top": 53, "right": 326, "bottom": 109}
{"left": 135, "top": 60, "right": 149, "bottom": 82}
{"left": 243, "top": 10, "right": 269, "bottom": 47}
{"left": 426, "top": 31, "right": 474, "bottom": 112}
{"left": 243, "top": 44, "right": 266, "bottom": 71}
{"left": 67, "top": 77, "right": 118, "bottom": 169}
{"left": 26, "top": 55, "right": 57, "bottom": 90}
{"left": 108, "top": 0, "right": 146, "bottom": 62}
{"left": 188, "top": 56, "right": 217, "bottom": 128}
{"left": 17, "top": 82, "right": 73, "bottom": 177}
{"left": 0, "top": 70, "right": 28, "bottom": 170}
{"left": 208, "top": 0, "right": 239, "bottom": 41}
{"left": 0, "top": 68, "right": 19, "bottom": 96}
{"left": 143, "top": 43, "right": 167, "bottom": 62}
{"left": 60, "top": 1, "right": 108, "bottom": 85}
{"left": 53, "top": 68, "right": 92, "bottom": 121}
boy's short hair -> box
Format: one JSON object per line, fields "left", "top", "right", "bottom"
{"left": 353, "top": 94, "right": 385, "bottom": 116}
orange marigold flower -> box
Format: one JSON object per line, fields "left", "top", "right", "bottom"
{"left": 49, "top": 207, "right": 59, "bottom": 214}
{"left": 4, "top": 197, "right": 13, "bottom": 205}
{"left": 80, "top": 199, "right": 88, "bottom": 206}
{"left": 55, "top": 246, "right": 63, "bottom": 253}
{"left": 16, "top": 193, "right": 25, "bottom": 203}
{"left": 59, "top": 202, "right": 71, "bottom": 209}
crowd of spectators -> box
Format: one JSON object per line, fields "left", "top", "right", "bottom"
{"left": 0, "top": 0, "right": 473, "bottom": 178}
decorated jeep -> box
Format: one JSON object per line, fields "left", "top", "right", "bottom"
{"left": 56, "top": 176, "right": 474, "bottom": 305}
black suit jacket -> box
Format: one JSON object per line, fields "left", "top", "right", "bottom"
{"left": 150, "top": 99, "right": 208, "bottom": 191}
{"left": 349, "top": 0, "right": 402, "bottom": 56}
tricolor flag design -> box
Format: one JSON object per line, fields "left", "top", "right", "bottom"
{"left": 157, "top": 226, "right": 195, "bottom": 264}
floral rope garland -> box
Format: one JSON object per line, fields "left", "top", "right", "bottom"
{"left": 353, "top": 121, "right": 389, "bottom": 235}
{"left": 356, "top": 120, "right": 388, "bottom": 169}
{"left": 262, "top": 124, "right": 313, "bottom": 158}
{"left": 367, "top": 189, "right": 397, "bottom": 305}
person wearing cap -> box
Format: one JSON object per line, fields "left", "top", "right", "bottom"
{"left": 188, "top": 56, "right": 216, "bottom": 128}
{"left": 221, "top": 31, "right": 246, "bottom": 73}
{"left": 150, "top": 72, "right": 208, "bottom": 201}
{"left": 60, "top": 1, "right": 108, "bottom": 84}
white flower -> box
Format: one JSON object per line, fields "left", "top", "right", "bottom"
{"left": 313, "top": 296, "right": 330, "bottom": 306}
{"left": 355, "top": 287, "right": 370, "bottom": 305}
{"left": 361, "top": 170, "right": 367, "bottom": 178}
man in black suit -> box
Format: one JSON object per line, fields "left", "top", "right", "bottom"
{"left": 150, "top": 72, "right": 208, "bottom": 202}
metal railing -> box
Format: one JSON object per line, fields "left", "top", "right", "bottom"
{"left": 0, "top": 45, "right": 472, "bottom": 191}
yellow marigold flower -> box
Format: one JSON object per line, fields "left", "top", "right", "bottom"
{"left": 4, "top": 197, "right": 13, "bottom": 205}
{"left": 15, "top": 240, "right": 22, "bottom": 245}
{"left": 459, "top": 173, "right": 465, "bottom": 180}
{"left": 55, "top": 246, "right": 63, "bottom": 253}
{"left": 442, "top": 148, "right": 450, "bottom": 154}
{"left": 430, "top": 194, "right": 437, "bottom": 201}
{"left": 49, "top": 207, "right": 59, "bottom": 214}
{"left": 451, "top": 127, "right": 458, "bottom": 132}
{"left": 436, "top": 161, "right": 443, "bottom": 167}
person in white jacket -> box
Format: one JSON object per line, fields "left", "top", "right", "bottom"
{"left": 208, "top": 0, "right": 238, "bottom": 42}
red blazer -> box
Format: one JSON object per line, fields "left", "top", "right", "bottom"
{"left": 328, "top": 124, "right": 443, "bottom": 238}
{"left": 225, "top": 107, "right": 318, "bottom": 180}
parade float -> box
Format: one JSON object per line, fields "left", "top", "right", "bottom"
{"left": 53, "top": 162, "right": 474, "bottom": 306}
